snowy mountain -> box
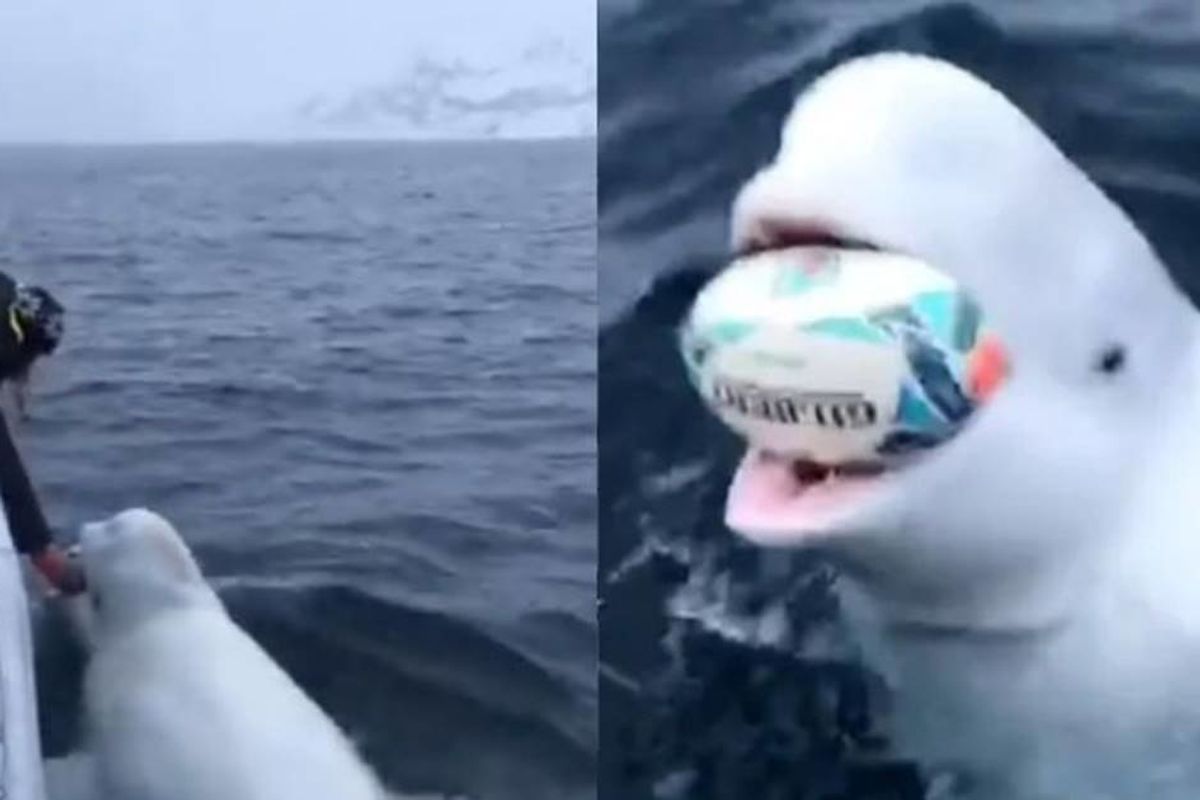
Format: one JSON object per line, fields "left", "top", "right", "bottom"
{"left": 295, "top": 38, "right": 595, "bottom": 141}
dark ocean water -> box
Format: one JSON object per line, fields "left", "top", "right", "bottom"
{"left": 0, "top": 139, "right": 596, "bottom": 800}
{"left": 599, "top": 2, "right": 1200, "bottom": 798}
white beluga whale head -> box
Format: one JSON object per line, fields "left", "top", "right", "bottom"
{"left": 722, "top": 52, "right": 1200, "bottom": 796}
{"left": 79, "top": 507, "right": 219, "bottom": 638}
{"left": 74, "top": 508, "right": 387, "bottom": 800}
{"left": 724, "top": 52, "right": 1199, "bottom": 631}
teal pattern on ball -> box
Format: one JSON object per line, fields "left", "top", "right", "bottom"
{"left": 706, "top": 320, "right": 755, "bottom": 345}
{"left": 802, "top": 317, "right": 890, "bottom": 344}
{"left": 909, "top": 290, "right": 983, "bottom": 353}
{"left": 872, "top": 295, "right": 982, "bottom": 460}
{"left": 678, "top": 326, "right": 715, "bottom": 390}
{"left": 895, "top": 384, "right": 948, "bottom": 433}
{"left": 909, "top": 291, "right": 957, "bottom": 346}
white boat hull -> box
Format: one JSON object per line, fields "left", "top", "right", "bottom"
{"left": 0, "top": 512, "right": 46, "bottom": 800}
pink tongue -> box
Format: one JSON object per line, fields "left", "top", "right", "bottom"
{"left": 724, "top": 451, "right": 878, "bottom": 543}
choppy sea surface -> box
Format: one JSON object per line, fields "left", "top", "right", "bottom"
{"left": 599, "top": 1, "right": 1200, "bottom": 798}
{"left": 0, "top": 138, "right": 596, "bottom": 800}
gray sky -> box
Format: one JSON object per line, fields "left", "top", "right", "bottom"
{"left": 0, "top": 0, "right": 594, "bottom": 142}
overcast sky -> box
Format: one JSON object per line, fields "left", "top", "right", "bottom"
{"left": 0, "top": 0, "right": 594, "bottom": 143}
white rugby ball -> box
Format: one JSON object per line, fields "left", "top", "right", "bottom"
{"left": 680, "top": 246, "right": 1002, "bottom": 463}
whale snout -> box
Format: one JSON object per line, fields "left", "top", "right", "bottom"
{"left": 79, "top": 519, "right": 111, "bottom": 550}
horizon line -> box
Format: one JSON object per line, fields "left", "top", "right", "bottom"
{"left": 0, "top": 132, "right": 598, "bottom": 149}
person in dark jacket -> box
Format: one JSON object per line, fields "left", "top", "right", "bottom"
{"left": 0, "top": 276, "right": 83, "bottom": 595}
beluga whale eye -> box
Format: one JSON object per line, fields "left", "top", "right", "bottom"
{"left": 1095, "top": 344, "right": 1127, "bottom": 375}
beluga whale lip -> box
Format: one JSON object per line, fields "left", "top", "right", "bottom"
{"left": 717, "top": 50, "right": 1200, "bottom": 797}
{"left": 735, "top": 219, "right": 882, "bottom": 258}
{"left": 725, "top": 448, "right": 904, "bottom": 544}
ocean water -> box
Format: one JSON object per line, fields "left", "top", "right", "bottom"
{"left": 599, "top": 1, "right": 1200, "bottom": 798}
{"left": 0, "top": 139, "right": 596, "bottom": 800}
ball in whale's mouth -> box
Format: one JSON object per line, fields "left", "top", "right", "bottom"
{"left": 722, "top": 223, "right": 1008, "bottom": 540}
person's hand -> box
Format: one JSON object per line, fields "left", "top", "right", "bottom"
{"left": 30, "top": 544, "right": 86, "bottom": 596}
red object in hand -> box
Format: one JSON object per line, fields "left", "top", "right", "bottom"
{"left": 31, "top": 546, "right": 85, "bottom": 595}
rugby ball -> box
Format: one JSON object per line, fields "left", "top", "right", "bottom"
{"left": 679, "top": 246, "right": 1007, "bottom": 463}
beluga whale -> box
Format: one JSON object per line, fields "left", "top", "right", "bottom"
{"left": 71, "top": 508, "right": 386, "bottom": 800}
{"left": 723, "top": 51, "right": 1200, "bottom": 799}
